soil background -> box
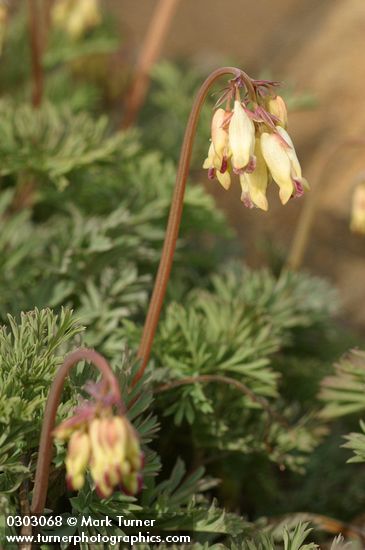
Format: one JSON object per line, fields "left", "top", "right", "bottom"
{"left": 109, "top": 0, "right": 365, "bottom": 327}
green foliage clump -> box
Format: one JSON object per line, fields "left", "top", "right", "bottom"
{"left": 0, "top": 308, "right": 82, "bottom": 494}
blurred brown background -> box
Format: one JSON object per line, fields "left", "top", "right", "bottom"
{"left": 110, "top": 0, "right": 365, "bottom": 326}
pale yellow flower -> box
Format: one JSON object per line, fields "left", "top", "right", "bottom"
{"left": 240, "top": 138, "right": 268, "bottom": 211}
{"left": 52, "top": 0, "right": 101, "bottom": 39}
{"left": 202, "top": 73, "right": 308, "bottom": 209}
{"left": 211, "top": 108, "right": 229, "bottom": 164}
{"left": 229, "top": 100, "right": 255, "bottom": 172}
{"left": 65, "top": 430, "right": 91, "bottom": 491}
{"left": 350, "top": 181, "right": 365, "bottom": 234}
{"left": 261, "top": 126, "right": 308, "bottom": 204}
{"left": 54, "top": 399, "right": 143, "bottom": 498}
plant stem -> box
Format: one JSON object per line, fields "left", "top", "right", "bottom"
{"left": 121, "top": 0, "right": 181, "bottom": 129}
{"left": 27, "top": 0, "right": 44, "bottom": 107}
{"left": 156, "top": 374, "right": 288, "bottom": 427}
{"left": 285, "top": 138, "right": 365, "bottom": 271}
{"left": 135, "top": 66, "right": 240, "bottom": 383}
{"left": 31, "top": 348, "right": 121, "bottom": 514}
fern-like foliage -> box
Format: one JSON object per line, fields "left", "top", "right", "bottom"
{"left": 319, "top": 350, "right": 365, "bottom": 419}
{"left": 233, "top": 522, "right": 318, "bottom": 549}
{"left": 0, "top": 100, "right": 124, "bottom": 189}
{"left": 0, "top": 308, "right": 83, "bottom": 493}
{"left": 343, "top": 420, "right": 365, "bottom": 463}
{"left": 142, "top": 265, "right": 336, "bottom": 472}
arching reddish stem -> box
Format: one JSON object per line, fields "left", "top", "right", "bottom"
{"left": 135, "top": 66, "right": 241, "bottom": 382}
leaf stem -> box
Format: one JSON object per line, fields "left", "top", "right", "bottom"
{"left": 155, "top": 373, "right": 288, "bottom": 427}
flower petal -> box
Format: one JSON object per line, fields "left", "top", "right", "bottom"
{"left": 260, "top": 131, "right": 293, "bottom": 204}
{"left": 229, "top": 100, "right": 255, "bottom": 170}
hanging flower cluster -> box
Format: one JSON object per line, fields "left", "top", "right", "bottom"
{"left": 203, "top": 73, "right": 309, "bottom": 210}
{"left": 53, "top": 382, "right": 143, "bottom": 498}
{"left": 52, "top": 0, "right": 102, "bottom": 39}
{"left": 350, "top": 179, "right": 365, "bottom": 234}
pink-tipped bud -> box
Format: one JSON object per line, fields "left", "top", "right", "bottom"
{"left": 267, "top": 95, "right": 288, "bottom": 128}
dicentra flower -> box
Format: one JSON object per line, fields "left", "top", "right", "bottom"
{"left": 203, "top": 73, "right": 308, "bottom": 210}
{"left": 229, "top": 100, "right": 255, "bottom": 173}
{"left": 350, "top": 180, "right": 365, "bottom": 234}
{"left": 53, "top": 383, "right": 143, "bottom": 498}
{"left": 240, "top": 138, "right": 268, "bottom": 211}
{"left": 261, "top": 126, "right": 309, "bottom": 205}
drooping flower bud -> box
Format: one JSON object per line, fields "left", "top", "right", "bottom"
{"left": 350, "top": 181, "right": 365, "bottom": 234}
{"left": 53, "top": 383, "right": 143, "bottom": 499}
{"left": 239, "top": 138, "right": 268, "bottom": 211}
{"left": 267, "top": 95, "right": 288, "bottom": 128}
{"left": 88, "top": 415, "right": 143, "bottom": 498}
{"left": 229, "top": 100, "right": 255, "bottom": 172}
{"left": 203, "top": 142, "right": 220, "bottom": 172}
{"left": 65, "top": 430, "right": 91, "bottom": 491}
{"left": 260, "top": 126, "right": 309, "bottom": 204}
{"left": 211, "top": 108, "right": 229, "bottom": 165}
{"left": 89, "top": 418, "right": 113, "bottom": 498}
{"left": 203, "top": 142, "right": 231, "bottom": 189}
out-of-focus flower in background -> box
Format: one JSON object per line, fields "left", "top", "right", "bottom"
{"left": 52, "top": 0, "right": 102, "bottom": 39}
{"left": 350, "top": 179, "right": 365, "bottom": 235}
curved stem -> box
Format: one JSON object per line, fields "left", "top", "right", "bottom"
{"left": 285, "top": 138, "right": 365, "bottom": 271}
{"left": 155, "top": 374, "right": 288, "bottom": 427}
{"left": 31, "top": 348, "right": 121, "bottom": 514}
{"left": 27, "top": 0, "right": 44, "bottom": 108}
{"left": 135, "top": 66, "right": 241, "bottom": 382}
{"left": 121, "top": 0, "right": 181, "bottom": 129}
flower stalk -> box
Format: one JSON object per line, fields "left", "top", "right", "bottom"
{"left": 135, "top": 67, "right": 240, "bottom": 382}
